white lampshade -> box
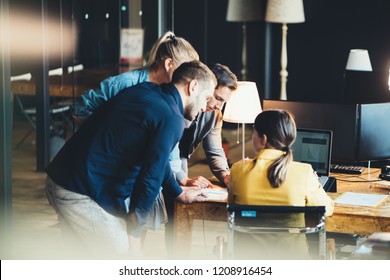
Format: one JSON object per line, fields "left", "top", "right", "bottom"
{"left": 345, "top": 49, "right": 373, "bottom": 71}
{"left": 226, "top": 0, "right": 263, "bottom": 22}
{"left": 10, "top": 73, "right": 32, "bottom": 82}
{"left": 223, "top": 81, "right": 262, "bottom": 124}
{"left": 68, "top": 64, "right": 84, "bottom": 73}
{"left": 265, "top": 0, "right": 305, "bottom": 24}
{"left": 48, "top": 67, "right": 63, "bottom": 76}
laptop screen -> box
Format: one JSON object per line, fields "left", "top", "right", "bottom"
{"left": 292, "top": 129, "right": 333, "bottom": 177}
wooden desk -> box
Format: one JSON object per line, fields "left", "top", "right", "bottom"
{"left": 173, "top": 168, "right": 390, "bottom": 251}
{"left": 11, "top": 69, "right": 114, "bottom": 97}
{"left": 11, "top": 79, "right": 89, "bottom": 97}
{"left": 326, "top": 169, "right": 390, "bottom": 235}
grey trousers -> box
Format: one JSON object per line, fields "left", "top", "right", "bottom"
{"left": 45, "top": 176, "right": 129, "bottom": 258}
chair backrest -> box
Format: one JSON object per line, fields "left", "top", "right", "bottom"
{"left": 227, "top": 204, "right": 326, "bottom": 260}
{"left": 14, "top": 94, "right": 37, "bottom": 124}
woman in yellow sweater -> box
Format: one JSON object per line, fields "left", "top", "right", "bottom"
{"left": 228, "top": 109, "right": 334, "bottom": 259}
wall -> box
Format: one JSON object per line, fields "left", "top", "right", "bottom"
{"left": 172, "top": 0, "right": 265, "bottom": 97}
{"left": 285, "top": 0, "right": 390, "bottom": 102}
{"left": 171, "top": 0, "right": 390, "bottom": 103}
{"left": 11, "top": 0, "right": 390, "bottom": 103}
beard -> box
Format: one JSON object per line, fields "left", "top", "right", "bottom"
{"left": 183, "top": 102, "right": 199, "bottom": 122}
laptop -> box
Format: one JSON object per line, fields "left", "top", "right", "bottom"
{"left": 291, "top": 128, "right": 333, "bottom": 191}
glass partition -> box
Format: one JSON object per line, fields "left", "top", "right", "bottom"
{"left": 7, "top": 0, "right": 254, "bottom": 174}
{"left": 9, "top": 0, "right": 163, "bottom": 167}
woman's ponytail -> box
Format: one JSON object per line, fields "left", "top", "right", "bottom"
{"left": 253, "top": 110, "right": 296, "bottom": 188}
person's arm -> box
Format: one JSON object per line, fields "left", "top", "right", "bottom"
{"left": 163, "top": 159, "right": 183, "bottom": 198}
{"left": 74, "top": 71, "right": 148, "bottom": 120}
{"left": 132, "top": 115, "right": 181, "bottom": 226}
{"left": 169, "top": 143, "right": 188, "bottom": 183}
{"left": 164, "top": 159, "right": 209, "bottom": 202}
{"left": 305, "top": 166, "right": 335, "bottom": 216}
{"left": 170, "top": 142, "right": 213, "bottom": 188}
{"left": 202, "top": 113, "right": 230, "bottom": 186}
{"left": 227, "top": 162, "right": 241, "bottom": 204}
{"left": 75, "top": 77, "right": 119, "bottom": 119}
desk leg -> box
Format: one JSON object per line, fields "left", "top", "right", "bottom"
{"left": 173, "top": 201, "right": 227, "bottom": 258}
{"left": 326, "top": 238, "right": 336, "bottom": 260}
{"left": 173, "top": 202, "right": 195, "bottom": 258}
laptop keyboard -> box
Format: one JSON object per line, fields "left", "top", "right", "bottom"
{"left": 330, "top": 164, "right": 365, "bottom": 174}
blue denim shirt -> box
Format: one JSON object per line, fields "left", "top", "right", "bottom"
{"left": 74, "top": 69, "right": 150, "bottom": 120}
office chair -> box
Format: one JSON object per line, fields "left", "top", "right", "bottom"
{"left": 226, "top": 204, "right": 327, "bottom": 260}
{"left": 14, "top": 94, "right": 71, "bottom": 148}
{"left": 57, "top": 64, "right": 85, "bottom": 128}
{"left": 12, "top": 70, "right": 72, "bottom": 149}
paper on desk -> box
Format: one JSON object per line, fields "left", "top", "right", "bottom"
{"left": 203, "top": 188, "right": 228, "bottom": 201}
{"left": 334, "top": 192, "right": 388, "bottom": 207}
{"left": 371, "top": 180, "right": 390, "bottom": 186}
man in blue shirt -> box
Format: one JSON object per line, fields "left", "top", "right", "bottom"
{"left": 45, "top": 60, "right": 216, "bottom": 257}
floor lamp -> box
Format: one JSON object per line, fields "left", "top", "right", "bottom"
{"left": 226, "top": 0, "right": 262, "bottom": 81}
{"left": 223, "top": 81, "right": 262, "bottom": 162}
{"left": 265, "top": 0, "right": 305, "bottom": 100}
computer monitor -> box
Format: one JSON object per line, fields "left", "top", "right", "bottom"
{"left": 357, "top": 103, "right": 390, "bottom": 161}
{"left": 263, "top": 99, "right": 390, "bottom": 163}
{"left": 292, "top": 129, "right": 333, "bottom": 177}
{"left": 262, "top": 100, "right": 359, "bottom": 162}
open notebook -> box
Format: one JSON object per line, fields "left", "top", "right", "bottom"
{"left": 203, "top": 187, "right": 228, "bottom": 202}
{"left": 292, "top": 128, "right": 333, "bottom": 191}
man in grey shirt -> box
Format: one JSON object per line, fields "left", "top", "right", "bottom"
{"left": 169, "top": 63, "right": 238, "bottom": 188}
{"left": 164, "top": 64, "right": 237, "bottom": 255}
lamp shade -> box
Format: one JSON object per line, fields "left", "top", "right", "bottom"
{"left": 223, "top": 81, "right": 262, "bottom": 124}
{"left": 265, "top": 0, "right": 305, "bottom": 23}
{"left": 345, "top": 49, "right": 372, "bottom": 71}
{"left": 226, "top": 0, "right": 263, "bottom": 22}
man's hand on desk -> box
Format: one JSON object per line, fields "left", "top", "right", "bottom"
{"left": 222, "top": 174, "right": 230, "bottom": 188}
{"left": 176, "top": 187, "right": 208, "bottom": 203}
{"left": 181, "top": 176, "right": 213, "bottom": 188}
